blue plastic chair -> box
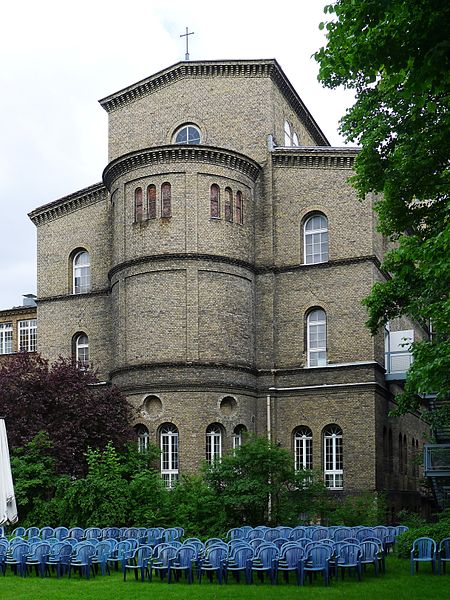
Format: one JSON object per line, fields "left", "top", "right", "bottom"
{"left": 108, "top": 540, "right": 132, "bottom": 571}
{"left": 360, "top": 540, "right": 382, "bottom": 576}
{"left": 410, "top": 537, "right": 437, "bottom": 575}
{"left": 198, "top": 545, "right": 227, "bottom": 584}
{"left": 226, "top": 527, "right": 245, "bottom": 540}
{"left": 276, "top": 544, "right": 304, "bottom": 585}
{"left": 123, "top": 545, "right": 153, "bottom": 582}
{"left": 333, "top": 527, "right": 352, "bottom": 542}
{"left": 85, "top": 527, "right": 102, "bottom": 541}
{"left": 301, "top": 545, "right": 333, "bottom": 586}
{"left": 26, "top": 542, "right": 50, "bottom": 577}
{"left": 251, "top": 543, "right": 279, "bottom": 584}
{"left": 45, "top": 542, "right": 73, "bottom": 578}
{"left": 92, "top": 541, "right": 112, "bottom": 576}
{"left": 68, "top": 527, "right": 84, "bottom": 541}
{"left": 163, "top": 528, "right": 180, "bottom": 543}
{"left": 438, "top": 537, "right": 450, "bottom": 574}
{"left": 6, "top": 542, "right": 29, "bottom": 577}
{"left": 11, "top": 527, "right": 26, "bottom": 538}
{"left": 223, "top": 546, "right": 253, "bottom": 584}
{"left": 54, "top": 527, "right": 69, "bottom": 541}
{"left": 0, "top": 540, "right": 9, "bottom": 575}
{"left": 69, "top": 543, "right": 96, "bottom": 579}
{"left": 40, "top": 527, "right": 55, "bottom": 540}
{"left": 145, "top": 528, "right": 163, "bottom": 547}
{"left": 289, "top": 527, "right": 307, "bottom": 541}
{"left": 168, "top": 545, "right": 197, "bottom": 584}
{"left": 152, "top": 545, "right": 178, "bottom": 582}
{"left": 25, "top": 527, "right": 40, "bottom": 540}
{"left": 334, "top": 543, "right": 362, "bottom": 581}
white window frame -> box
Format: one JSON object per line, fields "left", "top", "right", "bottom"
{"left": 307, "top": 309, "right": 327, "bottom": 367}
{"left": 73, "top": 250, "right": 91, "bottom": 294}
{"left": 304, "top": 214, "right": 329, "bottom": 264}
{"left": 18, "top": 319, "right": 37, "bottom": 352}
{"left": 0, "top": 322, "right": 13, "bottom": 354}
{"left": 160, "top": 424, "right": 179, "bottom": 488}
{"left": 294, "top": 427, "right": 313, "bottom": 470}
{"left": 136, "top": 425, "right": 149, "bottom": 453}
{"left": 75, "top": 333, "right": 89, "bottom": 367}
{"left": 206, "top": 424, "right": 223, "bottom": 464}
{"left": 324, "top": 425, "right": 343, "bottom": 490}
{"left": 174, "top": 124, "right": 201, "bottom": 145}
{"left": 232, "top": 425, "right": 247, "bottom": 450}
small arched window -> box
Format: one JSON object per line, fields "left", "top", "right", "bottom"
{"left": 210, "top": 184, "right": 220, "bottom": 219}
{"left": 284, "top": 120, "right": 292, "bottom": 146}
{"left": 293, "top": 427, "right": 313, "bottom": 470}
{"left": 235, "top": 191, "right": 243, "bottom": 225}
{"left": 160, "top": 423, "right": 179, "bottom": 488}
{"left": 135, "top": 424, "right": 149, "bottom": 452}
{"left": 323, "top": 424, "right": 343, "bottom": 489}
{"left": 224, "top": 187, "right": 233, "bottom": 222}
{"left": 134, "top": 187, "right": 143, "bottom": 222}
{"left": 292, "top": 132, "right": 299, "bottom": 146}
{"left": 307, "top": 309, "right": 327, "bottom": 367}
{"left": 206, "top": 424, "right": 223, "bottom": 464}
{"left": 174, "top": 124, "right": 201, "bottom": 145}
{"left": 73, "top": 250, "right": 91, "bottom": 294}
{"left": 161, "top": 182, "right": 172, "bottom": 218}
{"left": 73, "top": 332, "right": 89, "bottom": 367}
{"left": 304, "top": 214, "right": 329, "bottom": 264}
{"left": 233, "top": 425, "right": 247, "bottom": 450}
{"left": 147, "top": 185, "right": 156, "bottom": 219}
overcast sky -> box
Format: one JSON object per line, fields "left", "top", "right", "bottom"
{"left": 0, "top": 0, "right": 354, "bottom": 310}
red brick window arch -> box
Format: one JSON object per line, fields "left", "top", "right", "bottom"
{"left": 161, "top": 182, "right": 172, "bottom": 218}
{"left": 210, "top": 184, "right": 220, "bottom": 219}
{"left": 224, "top": 187, "right": 233, "bottom": 222}
{"left": 147, "top": 184, "right": 156, "bottom": 219}
{"left": 134, "top": 187, "right": 143, "bottom": 222}
{"left": 235, "top": 191, "right": 243, "bottom": 225}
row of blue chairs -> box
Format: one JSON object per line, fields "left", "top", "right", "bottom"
{"left": 411, "top": 537, "right": 450, "bottom": 575}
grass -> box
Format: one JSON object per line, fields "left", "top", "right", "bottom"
{"left": 0, "top": 557, "right": 448, "bottom": 600}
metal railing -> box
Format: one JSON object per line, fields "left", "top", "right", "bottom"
{"left": 424, "top": 444, "right": 450, "bottom": 477}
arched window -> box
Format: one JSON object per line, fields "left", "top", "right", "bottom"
{"left": 235, "top": 191, "right": 243, "bottom": 225}
{"left": 135, "top": 424, "right": 149, "bottom": 452}
{"left": 147, "top": 184, "right": 156, "bottom": 219}
{"left": 323, "top": 424, "right": 343, "bottom": 489}
{"left": 73, "top": 250, "right": 91, "bottom": 294}
{"left": 284, "top": 120, "right": 292, "bottom": 146}
{"left": 403, "top": 434, "right": 408, "bottom": 475}
{"left": 160, "top": 423, "right": 179, "bottom": 488}
{"left": 293, "top": 426, "right": 313, "bottom": 470}
{"left": 224, "top": 187, "right": 233, "bottom": 222}
{"left": 161, "top": 182, "right": 171, "bottom": 218}
{"left": 399, "top": 433, "right": 403, "bottom": 474}
{"left": 307, "top": 309, "right": 327, "bottom": 367}
{"left": 73, "top": 332, "right": 89, "bottom": 367}
{"left": 388, "top": 428, "right": 393, "bottom": 473}
{"left": 210, "top": 184, "right": 220, "bottom": 219}
{"left": 206, "top": 424, "right": 223, "bottom": 464}
{"left": 292, "top": 132, "right": 299, "bottom": 146}
{"left": 233, "top": 425, "right": 247, "bottom": 450}
{"left": 134, "top": 187, "right": 143, "bottom": 222}
{"left": 173, "top": 124, "right": 201, "bottom": 145}
{"left": 304, "top": 214, "right": 328, "bottom": 264}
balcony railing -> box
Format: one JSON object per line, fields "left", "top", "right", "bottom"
{"left": 424, "top": 444, "right": 450, "bottom": 477}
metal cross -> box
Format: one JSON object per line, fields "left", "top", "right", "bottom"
{"left": 180, "top": 27, "right": 195, "bottom": 61}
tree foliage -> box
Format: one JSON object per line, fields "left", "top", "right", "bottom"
{"left": 0, "top": 353, "right": 133, "bottom": 475}
{"left": 315, "top": 1, "right": 450, "bottom": 417}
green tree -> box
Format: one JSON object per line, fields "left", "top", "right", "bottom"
{"left": 315, "top": 1, "right": 450, "bottom": 421}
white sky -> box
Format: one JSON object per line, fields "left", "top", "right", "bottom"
{"left": 0, "top": 0, "right": 354, "bottom": 310}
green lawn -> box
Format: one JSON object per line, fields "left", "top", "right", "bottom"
{"left": 0, "top": 557, "right": 447, "bottom": 600}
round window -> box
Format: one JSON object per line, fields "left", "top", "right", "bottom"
{"left": 174, "top": 124, "right": 201, "bottom": 145}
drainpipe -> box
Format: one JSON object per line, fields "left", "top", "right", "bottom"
{"left": 267, "top": 394, "right": 272, "bottom": 522}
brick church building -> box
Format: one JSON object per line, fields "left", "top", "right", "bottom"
{"left": 29, "top": 59, "right": 429, "bottom": 513}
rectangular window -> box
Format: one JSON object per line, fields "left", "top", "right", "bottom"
{"left": 0, "top": 322, "right": 13, "bottom": 354}
{"left": 18, "top": 319, "right": 37, "bottom": 352}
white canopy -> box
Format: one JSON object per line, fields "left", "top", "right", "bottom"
{"left": 0, "top": 417, "right": 18, "bottom": 525}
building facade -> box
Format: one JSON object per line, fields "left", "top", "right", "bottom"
{"left": 0, "top": 297, "right": 37, "bottom": 359}
{"left": 29, "top": 60, "right": 429, "bottom": 512}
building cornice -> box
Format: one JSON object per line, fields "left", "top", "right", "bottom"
{"left": 272, "top": 146, "right": 359, "bottom": 170}
{"left": 102, "top": 144, "right": 261, "bottom": 189}
{"left": 0, "top": 306, "right": 37, "bottom": 318}
{"left": 98, "top": 59, "right": 329, "bottom": 146}
{"left": 109, "top": 361, "right": 258, "bottom": 379}
{"left": 28, "top": 183, "right": 108, "bottom": 226}
{"left": 37, "top": 289, "right": 110, "bottom": 304}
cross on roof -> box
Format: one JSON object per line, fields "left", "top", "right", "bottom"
{"left": 180, "top": 27, "right": 195, "bottom": 61}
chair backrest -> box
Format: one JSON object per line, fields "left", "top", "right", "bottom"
{"left": 307, "top": 545, "right": 333, "bottom": 567}
{"left": 254, "top": 545, "right": 278, "bottom": 567}
{"left": 231, "top": 546, "right": 254, "bottom": 567}
{"left": 29, "top": 542, "right": 50, "bottom": 561}
{"left": 133, "top": 545, "right": 153, "bottom": 566}
{"left": 333, "top": 527, "right": 352, "bottom": 542}
{"left": 49, "top": 542, "right": 72, "bottom": 559}
{"left": 281, "top": 545, "right": 304, "bottom": 568}
{"left": 228, "top": 540, "right": 250, "bottom": 557}
{"left": 11, "top": 527, "right": 26, "bottom": 538}
{"left": 247, "top": 529, "right": 264, "bottom": 540}
{"left": 85, "top": 527, "right": 102, "bottom": 540}
{"left": 439, "top": 537, "right": 450, "bottom": 558}
{"left": 412, "top": 537, "right": 436, "bottom": 558}
{"left": 28, "top": 536, "right": 42, "bottom": 544}
{"left": 289, "top": 527, "right": 307, "bottom": 541}
{"left": 163, "top": 528, "right": 180, "bottom": 542}
{"left": 54, "top": 526, "right": 69, "bottom": 540}
{"left": 95, "top": 542, "right": 112, "bottom": 560}
{"left": 123, "top": 527, "right": 140, "bottom": 539}
{"left": 0, "top": 539, "right": 9, "bottom": 554}
{"left": 25, "top": 527, "right": 40, "bottom": 539}
{"left": 10, "top": 537, "right": 26, "bottom": 548}
{"left": 74, "top": 543, "right": 96, "bottom": 562}
{"left": 115, "top": 540, "right": 133, "bottom": 559}
{"left": 175, "top": 527, "right": 184, "bottom": 538}
{"left": 146, "top": 528, "right": 163, "bottom": 544}
{"left": 12, "top": 543, "right": 29, "bottom": 561}
{"left": 356, "top": 527, "right": 375, "bottom": 542}
{"left": 248, "top": 537, "right": 265, "bottom": 550}
{"left": 360, "top": 541, "right": 380, "bottom": 561}
{"left": 40, "top": 527, "right": 55, "bottom": 540}
{"left": 374, "top": 526, "right": 388, "bottom": 540}
{"left": 205, "top": 537, "right": 225, "bottom": 548}
{"left": 68, "top": 527, "right": 84, "bottom": 541}
{"left": 155, "top": 545, "right": 178, "bottom": 566}
{"left": 396, "top": 525, "right": 409, "bottom": 536}
{"left": 277, "top": 527, "right": 293, "bottom": 539}
{"left": 206, "top": 546, "right": 227, "bottom": 567}
{"left": 336, "top": 543, "right": 361, "bottom": 565}
{"left": 263, "top": 528, "right": 281, "bottom": 542}
{"left": 174, "top": 545, "right": 196, "bottom": 567}
{"left": 227, "top": 527, "right": 245, "bottom": 540}
{"left": 103, "top": 538, "right": 117, "bottom": 552}
{"left": 310, "top": 527, "right": 330, "bottom": 542}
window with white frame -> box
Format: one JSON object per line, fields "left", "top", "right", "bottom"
{"left": 160, "top": 423, "right": 179, "bottom": 488}
{"left": 206, "top": 424, "right": 223, "bottom": 464}
{"left": 18, "top": 319, "right": 37, "bottom": 352}
{"left": 304, "top": 214, "right": 328, "bottom": 264}
{"left": 232, "top": 425, "right": 247, "bottom": 450}
{"left": 0, "top": 322, "right": 13, "bottom": 354}
{"left": 135, "top": 425, "right": 149, "bottom": 452}
{"left": 323, "top": 424, "right": 343, "bottom": 489}
{"left": 173, "top": 124, "right": 201, "bottom": 145}
{"left": 74, "top": 333, "right": 89, "bottom": 367}
{"left": 73, "top": 250, "right": 91, "bottom": 294}
{"left": 294, "top": 426, "right": 313, "bottom": 470}
{"left": 307, "top": 309, "right": 327, "bottom": 367}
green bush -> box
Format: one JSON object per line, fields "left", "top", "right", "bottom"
{"left": 397, "top": 511, "right": 450, "bottom": 558}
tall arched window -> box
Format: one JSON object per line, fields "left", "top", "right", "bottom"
{"left": 134, "top": 187, "right": 143, "bottom": 222}
{"left": 323, "top": 424, "right": 343, "bottom": 489}
{"left": 73, "top": 332, "right": 89, "bottom": 367}
{"left": 399, "top": 433, "right": 403, "bottom": 474}
{"left": 284, "top": 120, "right": 292, "bottom": 146}
{"left": 224, "top": 187, "right": 233, "bottom": 222}
{"left": 206, "top": 424, "right": 223, "bottom": 464}
{"left": 403, "top": 434, "right": 408, "bottom": 475}
{"left": 304, "top": 214, "right": 328, "bottom": 264}
{"left": 388, "top": 428, "right": 393, "bottom": 473}
{"left": 161, "top": 182, "right": 172, "bottom": 218}
{"left": 235, "top": 191, "right": 243, "bottom": 225}
{"left": 73, "top": 250, "right": 91, "bottom": 294}
{"left": 293, "top": 426, "right": 313, "bottom": 470}
{"left": 307, "top": 309, "right": 327, "bottom": 367}
{"left": 210, "top": 184, "right": 220, "bottom": 219}
{"left": 135, "top": 424, "right": 149, "bottom": 452}
{"left": 233, "top": 425, "right": 247, "bottom": 450}
{"left": 147, "top": 184, "right": 156, "bottom": 219}
{"left": 160, "top": 423, "right": 179, "bottom": 488}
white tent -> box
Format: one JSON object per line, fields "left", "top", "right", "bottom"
{"left": 0, "top": 417, "right": 18, "bottom": 526}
